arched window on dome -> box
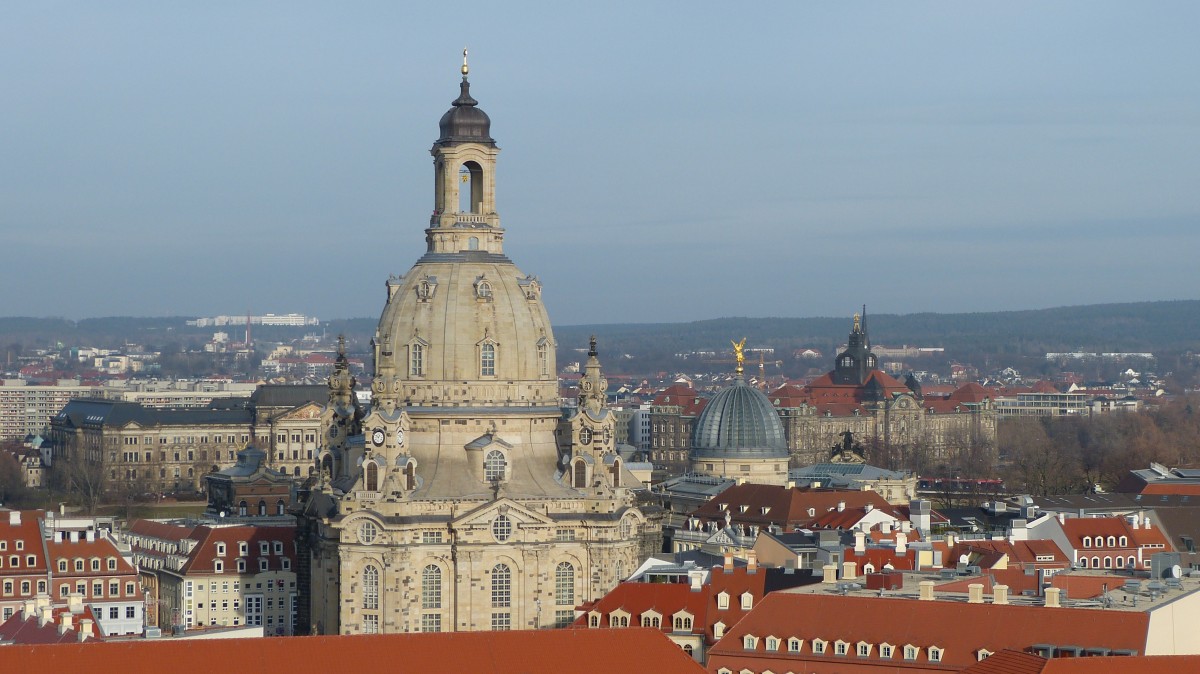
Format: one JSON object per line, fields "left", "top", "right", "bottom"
{"left": 409, "top": 343, "right": 425, "bottom": 377}
{"left": 537, "top": 340, "right": 549, "bottom": 377}
{"left": 365, "top": 462, "right": 379, "bottom": 492}
{"left": 574, "top": 460, "right": 587, "bottom": 489}
{"left": 485, "top": 449, "right": 506, "bottom": 482}
{"left": 481, "top": 343, "right": 496, "bottom": 377}
{"left": 405, "top": 462, "right": 416, "bottom": 490}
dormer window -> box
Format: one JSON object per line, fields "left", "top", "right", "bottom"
{"left": 588, "top": 612, "right": 600, "bottom": 628}
{"left": 977, "top": 649, "right": 993, "bottom": 661}
{"left": 480, "top": 342, "right": 496, "bottom": 377}
{"left": 216, "top": 543, "right": 226, "bottom": 557}
{"left": 834, "top": 640, "right": 849, "bottom": 656}
{"left": 1119, "top": 536, "right": 1128, "bottom": 547}
{"left": 765, "top": 636, "right": 779, "bottom": 651}
{"left": 740, "top": 592, "right": 753, "bottom": 610}
{"left": 743, "top": 635, "right": 758, "bottom": 650}
{"left": 903, "top": 645, "right": 919, "bottom": 661}
{"left": 1083, "top": 536, "right": 1091, "bottom": 548}
{"left": 788, "top": 638, "right": 803, "bottom": 653}
{"left": 880, "top": 643, "right": 894, "bottom": 658}
{"left": 1107, "top": 536, "right": 1117, "bottom": 547}
{"left": 239, "top": 542, "right": 248, "bottom": 556}
{"left": 812, "top": 639, "right": 827, "bottom": 655}
{"left": 739, "top": 505, "right": 749, "bottom": 513}
{"left": 716, "top": 591, "right": 730, "bottom": 609}
{"left": 713, "top": 621, "right": 726, "bottom": 639}
{"left": 857, "top": 642, "right": 872, "bottom": 657}
{"left": 928, "top": 646, "right": 944, "bottom": 662}
{"left": 107, "top": 557, "right": 117, "bottom": 570}
{"left": 808, "top": 507, "right": 816, "bottom": 517}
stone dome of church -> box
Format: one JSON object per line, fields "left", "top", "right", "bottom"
{"left": 690, "top": 377, "right": 788, "bottom": 459}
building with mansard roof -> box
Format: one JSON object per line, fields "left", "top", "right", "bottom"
{"left": 296, "top": 54, "right": 659, "bottom": 636}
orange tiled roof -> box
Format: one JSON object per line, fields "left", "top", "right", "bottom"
{"left": 962, "top": 650, "right": 1200, "bottom": 674}
{"left": 180, "top": 525, "right": 295, "bottom": 574}
{"left": 710, "top": 591, "right": 1149, "bottom": 671}
{"left": 0, "top": 626, "right": 705, "bottom": 674}
{"left": 1140, "top": 483, "right": 1200, "bottom": 496}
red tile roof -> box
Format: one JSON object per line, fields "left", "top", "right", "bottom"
{"left": 962, "top": 650, "right": 1200, "bottom": 674}
{"left": 1140, "top": 483, "right": 1200, "bottom": 496}
{"left": 0, "top": 626, "right": 705, "bottom": 674}
{"left": 181, "top": 525, "right": 295, "bottom": 574}
{"left": 0, "top": 605, "right": 103, "bottom": 644}
{"left": 710, "top": 591, "right": 1149, "bottom": 671}
{"left": 691, "top": 484, "right": 896, "bottom": 531}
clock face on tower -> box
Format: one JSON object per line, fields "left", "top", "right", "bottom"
{"left": 371, "top": 428, "right": 385, "bottom": 446}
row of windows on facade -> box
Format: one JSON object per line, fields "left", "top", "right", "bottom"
{"left": 588, "top": 611, "right": 696, "bottom": 631}
{"left": 16, "top": 579, "right": 138, "bottom": 600}
{"left": 184, "top": 579, "right": 296, "bottom": 596}
{"left": 403, "top": 342, "right": 550, "bottom": 378}
{"left": 213, "top": 540, "right": 288, "bottom": 557}
{"left": 112, "top": 449, "right": 241, "bottom": 463}
{"left": 0, "top": 550, "right": 124, "bottom": 573}
{"left": 1078, "top": 554, "right": 1148, "bottom": 569}
{"left": 212, "top": 558, "right": 291, "bottom": 573}
{"left": 116, "top": 435, "right": 249, "bottom": 446}
{"left": 734, "top": 635, "right": 950, "bottom": 662}
{"left": 1081, "top": 535, "right": 1129, "bottom": 548}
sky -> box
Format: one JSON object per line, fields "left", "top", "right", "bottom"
{"left": 1, "top": 2, "right": 1198, "bottom": 325}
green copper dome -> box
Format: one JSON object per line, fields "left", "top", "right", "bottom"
{"left": 690, "top": 378, "right": 788, "bottom": 459}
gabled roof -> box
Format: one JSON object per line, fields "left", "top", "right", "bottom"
{"left": 0, "top": 628, "right": 705, "bottom": 674}
{"left": 691, "top": 483, "right": 895, "bottom": 530}
{"left": 127, "top": 519, "right": 196, "bottom": 542}
{"left": 961, "top": 650, "right": 1200, "bottom": 674}
{"left": 0, "top": 605, "right": 103, "bottom": 644}
{"left": 0, "top": 510, "right": 49, "bottom": 572}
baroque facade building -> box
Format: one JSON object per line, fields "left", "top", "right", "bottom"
{"left": 297, "top": 57, "right": 658, "bottom": 635}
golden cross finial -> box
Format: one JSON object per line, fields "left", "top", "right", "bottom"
{"left": 731, "top": 337, "right": 747, "bottom": 375}
{"left": 461, "top": 47, "right": 469, "bottom": 76}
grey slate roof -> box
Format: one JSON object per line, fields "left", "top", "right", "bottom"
{"left": 249, "top": 384, "right": 327, "bottom": 409}
{"left": 55, "top": 398, "right": 253, "bottom": 428}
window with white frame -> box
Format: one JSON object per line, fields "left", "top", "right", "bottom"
{"left": 491, "top": 564, "right": 511, "bottom": 608}
{"left": 480, "top": 343, "right": 496, "bottom": 377}
{"left": 555, "top": 562, "right": 574, "bottom": 606}
{"left": 928, "top": 646, "right": 943, "bottom": 662}
{"left": 362, "top": 565, "right": 380, "bottom": 610}
{"left": 857, "top": 642, "right": 872, "bottom": 657}
{"left": 812, "top": 639, "right": 827, "bottom": 654}
{"left": 834, "top": 640, "right": 849, "bottom": 656}
{"left": 765, "top": 637, "right": 779, "bottom": 651}
{"left": 743, "top": 635, "right": 758, "bottom": 650}
{"left": 880, "top": 643, "right": 894, "bottom": 658}
{"left": 410, "top": 343, "right": 425, "bottom": 377}
{"left": 716, "top": 591, "right": 729, "bottom": 609}
{"left": 903, "top": 644, "right": 919, "bottom": 661}
{"left": 421, "top": 564, "right": 441, "bottom": 609}
{"left": 788, "top": 638, "right": 803, "bottom": 653}
{"left": 740, "top": 592, "right": 753, "bottom": 610}
{"left": 484, "top": 450, "right": 506, "bottom": 482}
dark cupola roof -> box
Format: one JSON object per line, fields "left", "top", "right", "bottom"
{"left": 690, "top": 377, "right": 789, "bottom": 460}
{"left": 437, "top": 49, "right": 494, "bottom": 146}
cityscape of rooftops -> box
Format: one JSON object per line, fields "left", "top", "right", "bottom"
{"left": 1, "top": 3, "right": 1199, "bottom": 672}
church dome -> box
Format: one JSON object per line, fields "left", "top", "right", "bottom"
{"left": 438, "top": 78, "right": 493, "bottom": 145}
{"left": 690, "top": 378, "right": 788, "bottom": 459}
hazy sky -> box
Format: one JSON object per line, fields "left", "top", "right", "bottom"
{"left": 2, "top": 3, "right": 1197, "bottom": 325}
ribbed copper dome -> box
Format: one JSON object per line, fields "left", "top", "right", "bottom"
{"left": 690, "top": 377, "right": 788, "bottom": 459}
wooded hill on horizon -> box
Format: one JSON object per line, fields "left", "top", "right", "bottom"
{"left": 2, "top": 300, "right": 1198, "bottom": 369}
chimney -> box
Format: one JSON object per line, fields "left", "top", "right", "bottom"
{"left": 943, "top": 532, "right": 956, "bottom": 547}
{"left": 864, "top": 503, "right": 874, "bottom": 513}
{"left": 895, "top": 532, "right": 908, "bottom": 555}
{"left": 35, "top": 593, "right": 51, "bottom": 610}
{"left": 812, "top": 480, "right": 821, "bottom": 489}
{"left": 747, "top": 551, "right": 758, "bottom": 574}
{"left": 78, "top": 619, "right": 94, "bottom": 642}
{"left": 786, "top": 481, "right": 795, "bottom": 489}
{"left": 968, "top": 583, "right": 984, "bottom": 604}
{"left": 919, "top": 580, "right": 935, "bottom": 601}
{"left": 688, "top": 568, "right": 705, "bottom": 592}
{"left": 837, "top": 501, "right": 846, "bottom": 512}
{"left": 723, "top": 552, "right": 734, "bottom": 573}
{"left": 900, "top": 520, "right": 911, "bottom": 534}
{"left": 68, "top": 593, "right": 84, "bottom": 614}
{"left": 85, "top": 530, "right": 95, "bottom": 542}
{"left": 8, "top": 510, "right": 19, "bottom": 525}
{"left": 59, "top": 612, "right": 74, "bottom": 635}
{"left": 1057, "top": 512, "right": 1066, "bottom": 524}
{"left": 842, "top": 561, "right": 857, "bottom": 580}
{"left": 69, "top": 530, "right": 79, "bottom": 543}
{"left": 822, "top": 564, "right": 838, "bottom": 584}
{"left": 881, "top": 521, "right": 892, "bottom": 534}
{"left": 1010, "top": 519, "right": 1028, "bottom": 541}
{"left": 854, "top": 530, "right": 866, "bottom": 554}
{"left": 993, "top": 584, "right": 1009, "bottom": 605}
{"left": 39, "top": 605, "right": 53, "bottom": 627}
{"left": 1144, "top": 516, "right": 1152, "bottom": 529}
{"left": 1045, "top": 587, "right": 1061, "bottom": 608}
{"left": 21, "top": 599, "right": 36, "bottom": 621}
{"left": 1130, "top": 514, "right": 1139, "bottom": 530}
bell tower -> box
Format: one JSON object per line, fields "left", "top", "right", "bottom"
{"left": 428, "top": 48, "right": 503, "bottom": 255}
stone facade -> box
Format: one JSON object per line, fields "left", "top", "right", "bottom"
{"left": 298, "top": 61, "right": 658, "bottom": 636}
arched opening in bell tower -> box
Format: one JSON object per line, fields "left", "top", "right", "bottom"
{"left": 458, "top": 161, "right": 483, "bottom": 213}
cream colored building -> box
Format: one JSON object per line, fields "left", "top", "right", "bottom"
{"left": 297, "top": 58, "right": 659, "bottom": 636}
